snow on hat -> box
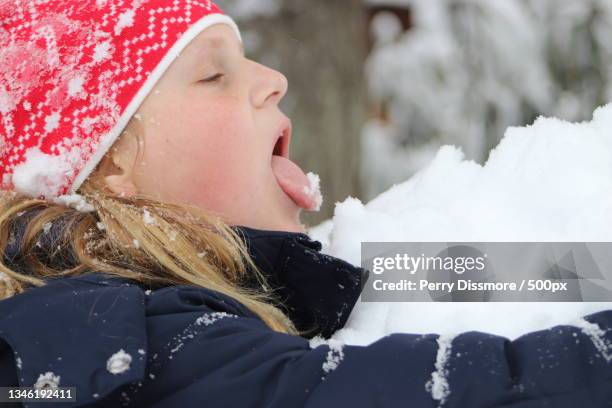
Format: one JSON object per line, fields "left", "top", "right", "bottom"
{"left": 0, "top": 0, "right": 241, "bottom": 202}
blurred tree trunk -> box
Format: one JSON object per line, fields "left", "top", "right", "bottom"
{"left": 235, "top": 1, "right": 368, "bottom": 227}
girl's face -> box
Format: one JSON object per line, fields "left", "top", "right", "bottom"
{"left": 112, "top": 24, "right": 309, "bottom": 233}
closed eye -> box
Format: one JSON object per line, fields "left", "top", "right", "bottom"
{"left": 201, "top": 73, "right": 224, "bottom": 83}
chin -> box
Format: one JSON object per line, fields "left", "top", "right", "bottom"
{"left": 272, "top": 203, "right": 306, "bottom": 233}
{"left": 283, "top": 218, "right": 307, "bottom": 234}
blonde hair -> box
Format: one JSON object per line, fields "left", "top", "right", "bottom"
{"left": 0, "top": 120, "right": 300, "bottom": 336}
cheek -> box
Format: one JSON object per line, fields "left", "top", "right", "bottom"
{"left": 144, "top": 103, "right": 269, "bottom": 207}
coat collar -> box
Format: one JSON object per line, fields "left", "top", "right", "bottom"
{"left": 231, "top": 226, "right": 368, "bottom": 338}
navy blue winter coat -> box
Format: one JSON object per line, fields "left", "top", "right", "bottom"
{"left": 0, "top": 225, "right": 611, "bottom": 407}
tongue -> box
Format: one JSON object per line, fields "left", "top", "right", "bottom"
{"left": 271, "top": 155, "right": 316, "bottom": 210}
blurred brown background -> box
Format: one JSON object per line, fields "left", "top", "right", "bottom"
{"left": 218, "top": 0, "right": 370, "bottom": 226}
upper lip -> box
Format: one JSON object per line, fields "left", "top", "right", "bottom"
{"left": 272, "top": 117, "right": 292, "bottom": 159}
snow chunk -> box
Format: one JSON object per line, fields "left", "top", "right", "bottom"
{"left": 573, "top": 318, "right": 612, "bottom": 362}
{"left": 309, "top": 336, "right": 346, "bottom": 378}
{"left": 34, "top": 372, "right": 60, "bottom": 389}
{"left": 106, "top": 349, "right": 132, "bottom": 374}
{"left": 12, "top": 147, "right": 82, "bottom": 199}
{"left": 156, "top": 312, "right": 239, "bottom": 365}
{"left": 322, "top": 340, "right": 345, "bottom": 376}
{"left": 426, "top": 335, "right": 454, "bottom": 406}
{"left": 303, "top": 172, "right": 323, "bottom": 211}
{"left": 143, "top": 208, "right": 156, "bottom": 225}
{"left": 132, "top": 239, "right": 140, "bottom": 249}
{"left": 195, "top": 312, "right": 237, "bottom": 326}
{"left": 170, "top": 343, "right": 184, "bottom": 354}
{"left": 0, "top": 271, "right": 10, "bottom": 283}
{"left": 55, "top": 194, "right": 95, "bottom": 212}
{"left": 309, "top": 335, "right": 332, "bottom": 349}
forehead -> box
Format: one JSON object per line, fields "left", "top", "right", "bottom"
{"left": 187, "top": 24, "right": 244, "bottom": 58}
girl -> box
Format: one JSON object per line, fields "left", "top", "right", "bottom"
{"left": 0, "top": 1, "right": 610, "bottom": 407}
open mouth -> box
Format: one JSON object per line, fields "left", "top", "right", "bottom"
{"left": 272, "top": 120, "right": 291, "bottom": 159}
{"left": 269, "top": 119, "right": 318, "bottom": 211}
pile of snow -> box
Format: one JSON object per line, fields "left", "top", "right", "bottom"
{"left": 360, "top": 120, "right": 439, "bottom": 200}
{"left": 309, "top": 104, "right": 612, "bottom": 344}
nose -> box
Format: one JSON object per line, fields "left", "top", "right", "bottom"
{"left": 251, "top": 62, "right": 288, "bottom": 108}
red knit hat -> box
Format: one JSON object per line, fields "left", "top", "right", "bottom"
{"left": 0, "top": 0, "right": 241, "bottom": 202}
